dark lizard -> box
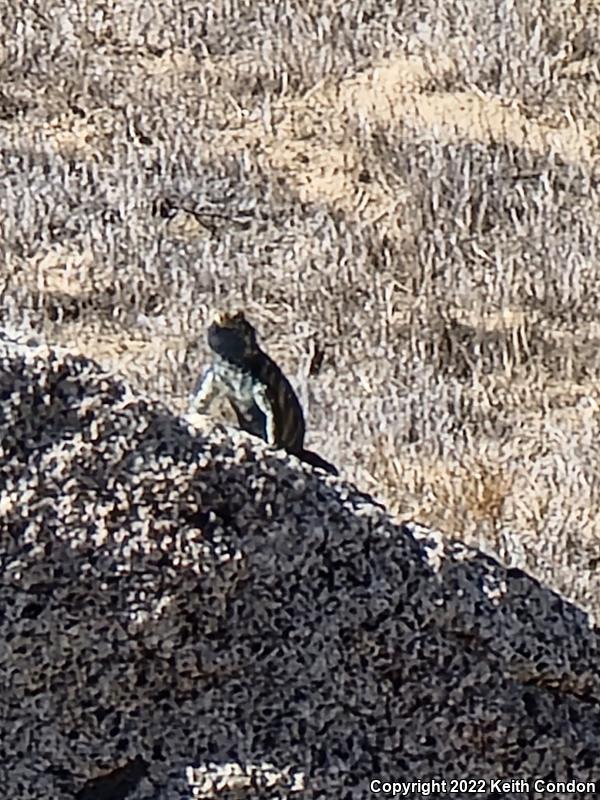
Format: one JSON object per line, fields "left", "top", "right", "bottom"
{"left": 189, "top": 311, "right": 338, "bottom": 475}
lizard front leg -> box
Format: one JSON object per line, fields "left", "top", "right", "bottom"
{"left": 188, "top": 366, "right": 217, "bottom": 414}
{"left": 252, "top": 383, "right": 277, "bottom": 446}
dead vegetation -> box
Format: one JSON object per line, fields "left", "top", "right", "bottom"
{"left": 2, "top": 0, "right": 600, "bottom": 612}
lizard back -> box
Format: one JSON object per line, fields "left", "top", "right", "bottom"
{"left": 247, "top": 349, "right": 306, "bottom": 454}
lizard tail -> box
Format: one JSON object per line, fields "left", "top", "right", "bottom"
{"left": 298, "top": 448, "right": 339, "bottom": 476}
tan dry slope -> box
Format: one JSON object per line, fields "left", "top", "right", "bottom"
{"left": 2, "top": 0, "right": 600, "bottom": 622}
{"left": 209, "top": 53, "right": 597, "bottom": 224}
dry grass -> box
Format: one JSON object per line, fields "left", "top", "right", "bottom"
{"left": 2, "top": 0, "right": 600, "bottom": 612}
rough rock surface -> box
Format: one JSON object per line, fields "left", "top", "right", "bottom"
{"left": 1, "top": 332, "right": 600, "bottom": 799}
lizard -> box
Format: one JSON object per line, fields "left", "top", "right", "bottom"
{"left": 188, "top": 311, "right": 338, "bottom": 475}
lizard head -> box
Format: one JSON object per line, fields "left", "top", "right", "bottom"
{"left": 207, "top": 311, "right": 259, "bottom": 363}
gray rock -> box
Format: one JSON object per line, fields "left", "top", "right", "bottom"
{"left": 1, "top": 335, "right": 599, "bottom": 799}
